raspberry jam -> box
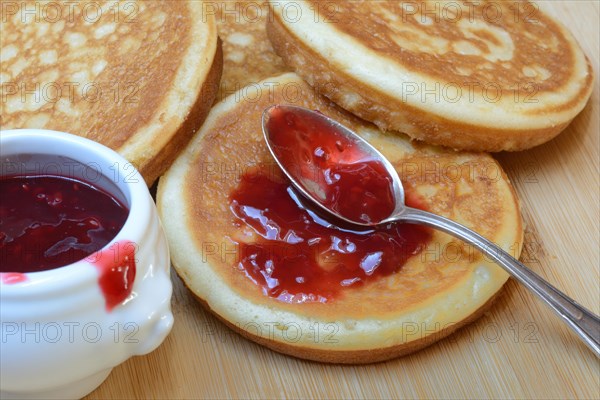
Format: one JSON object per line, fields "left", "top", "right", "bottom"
{"left": 265, "top": 106, "right": 395, "bottom": 224}
{"left": 229, "top": 173, "right": 431, "bottom": 303}
{"left": 0, "top": 174, "right": 136, "bottom": 307}
{"left": 0, "top": 174, "right": 129, "bottom": 273}
{"left": 88, "top": 240, "right": 137, "bottom": 311}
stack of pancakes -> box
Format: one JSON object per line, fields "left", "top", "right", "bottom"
{"left": 3, "top": 0, "right": 593, "bottom": 362}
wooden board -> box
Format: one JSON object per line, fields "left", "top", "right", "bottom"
{"left": 87, "top": 1, "right": 600, "bottom": 398}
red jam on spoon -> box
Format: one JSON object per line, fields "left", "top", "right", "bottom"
{"left": 265, "top": 106, "right": 396, "bottom": 224}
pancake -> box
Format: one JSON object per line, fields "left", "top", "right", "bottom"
{"left": 157, "top": 73, "right": 524, "bottom": 363}
{"left": 0, "top": 0, "right": 222, "bottom": 185}
{"left": 214, "top": 0, "right": 289, "bottom": 102}
{"left": 267, "top": 0, "right": 594, "bottom": 152}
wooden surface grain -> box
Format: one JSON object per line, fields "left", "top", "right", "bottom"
{"left": 87, "top": 1, "right": 600, "bottom": 398}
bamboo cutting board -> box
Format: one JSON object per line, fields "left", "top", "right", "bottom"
{"left": 88, "top": 1, "right": 599, "bottom": 398}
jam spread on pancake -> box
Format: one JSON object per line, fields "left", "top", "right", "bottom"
{"left": 229, "top": 173, "right": 431, "bottom": 303}
{"left": 0, "top": 175, "right": 135, "bottom": 310}
{"left": 266, "top": 107, "right": 395, "bottom": 224}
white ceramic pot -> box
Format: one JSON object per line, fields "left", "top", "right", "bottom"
{"left": 0, "top": 130, "right": 173, "bottom": 399}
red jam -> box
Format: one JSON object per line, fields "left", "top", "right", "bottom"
{"left": 229, "top": 173, "right": 431, "bottom": 303}
{"left": 0, "top": 174, "right": 129, "bottom": 273}
{"left": 0, "top": 176, "right": 129, "bottom": 264}
{"left": 89, "top": 240, "right": 137, "bottom": 311}
{"left": 0, "top": 272, "right": 28, "bottom": 284}
{"left": 266, "top": 106, "right": 395, "bottom": 224}
{"left": 1, "top": 174, "right": 136, "bottom": 310}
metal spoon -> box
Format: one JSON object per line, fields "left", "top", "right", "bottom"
{"left": 262, "top": 104, "right": 600, "bottom": 357}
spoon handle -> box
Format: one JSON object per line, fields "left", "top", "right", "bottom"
{"left": 399, "top": 207, "right": 600, "bottom": 358}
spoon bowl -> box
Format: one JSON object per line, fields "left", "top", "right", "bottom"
{"left": 262, "top": 104, "right": 600, "bottom": 357}
{"left": 262, "top": 104, "right": 406, "bottom": 227}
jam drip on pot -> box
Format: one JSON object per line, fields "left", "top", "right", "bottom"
{"left": 0, "top": 272, "right": 27, "bottom": 284}
{"left": 90, "top": 240, "right": 137, "bottom": 311}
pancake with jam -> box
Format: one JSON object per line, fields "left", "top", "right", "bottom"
{"left": 0, "top": 0, "right": 222, "bottom": 185}
{"left": 267, "top": 0, "right": 594, "bottom": 152}
{"left": 157, "top": 73, "right": 523, "bottom": 363}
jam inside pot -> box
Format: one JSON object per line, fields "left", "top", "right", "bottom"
{"left": 0, "top": 174, "right": 129, "bottom": 274}
{"left": 229, "top": 172, "right": 432, "bottom": 303}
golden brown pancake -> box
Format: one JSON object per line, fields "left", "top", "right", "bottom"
{"left": 157, "top": 73, "right": 524, "bottom": 363}
{"left": 214, "top": 0, "right": 289, "bottom": 102}
{"left": 267, "top": 0, "right": 594, "bottom": 152}
{"left": 0, "top": 0, "right": 222, "bottom": 185}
